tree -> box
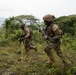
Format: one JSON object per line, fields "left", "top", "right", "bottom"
{"left": 55, "top": 15, "right": 76, "bottom": 35}
{"left": 3, "top": 17, "right": 23, "bottom": 38}
{"left": 3, "top": 15, "right": 40, "bottom": 39}
{"left": 16, "top": 15, "right": 39, "bottom": 25}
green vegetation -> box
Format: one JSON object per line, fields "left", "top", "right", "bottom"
{"left": 0, "top": 15, "right": 76, "bottom": 75}
{"left": 55, "top": 15, "right": 76, "bottom": 35}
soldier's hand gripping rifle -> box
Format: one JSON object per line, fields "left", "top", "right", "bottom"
{"left": 18, "top": 34, "right": 25, "bottom": 44}
{"left": 35, "top": 22, "right": 54, "bottom": 43}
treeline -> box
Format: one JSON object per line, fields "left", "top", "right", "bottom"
{"left": 55, "top": 15, "right": 76, "bottom": 36}
{"left": 0, "top": 15, "right": 76, "bottom": 75}
{"left": 0, "top": 14, "right": 76, "bottom": 41}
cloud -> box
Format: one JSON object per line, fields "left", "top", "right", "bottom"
{"left": 0, "top": 8, "right": 16, "bottom": 11}
{"left": 0, "top": 0, "right": 76, "bottom": 19}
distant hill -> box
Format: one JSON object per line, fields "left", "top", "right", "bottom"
{"left": 0, "top": 17, "right": 6, "bottom": 27}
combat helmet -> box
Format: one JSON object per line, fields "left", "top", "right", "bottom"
{"left": 43, "top": 14, "right": 55, "bottom": 22}
{"left": 20, "top": 24, "right": 25, "bottom": 28}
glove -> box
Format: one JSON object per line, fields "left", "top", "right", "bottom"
{"left": 44, "top": 35, "right": 49, "bottom": 40}
{"left": 44, "top": 35, "right": 47, "bottom": 39}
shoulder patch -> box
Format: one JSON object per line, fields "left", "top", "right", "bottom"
{"left": 52, "top": 24, "right": 58, "bottom": 32}
{"left": 26, "top": 27, "right": 28, "bottom": 30}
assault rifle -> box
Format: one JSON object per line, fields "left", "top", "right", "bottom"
{"left": 18, "top": 34, "right": 25, "bottom": 44}
{"left": 35, "top": 22, "right": 54, "bottom": 42}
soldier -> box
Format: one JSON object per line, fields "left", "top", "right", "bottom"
{"left": 20, "top": 24, "right": 37, "bottom": 53}
{"left": 42, "top": 14, "right": 67, "bottom": 65}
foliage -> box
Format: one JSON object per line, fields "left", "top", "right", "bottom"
{"left": 0, "top": 14, "right": 76, "bottom": 75}
{"left": 55, "top": 15, "right": 76, "bottom": 35}
{"left": 3, "top": 17, "right": 22, "bottom": 38}
{"left": 16, "top": 15, "right": 39, "bottom": 25}
{"left": 0, "top": 39, "right": 76, "bottom": 75}
{"left": 3, "top": 15, "right": 39, "bottom": 40}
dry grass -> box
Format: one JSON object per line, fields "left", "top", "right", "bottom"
{"left": 0, "top": 41, "right": 76, "bottom": 75}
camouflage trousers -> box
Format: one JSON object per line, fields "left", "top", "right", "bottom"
{"left": 24, "top": 38, "right": 37, "bottom": 52}
{"left": 44, "top": 41, "right": 66, "bottom": 64}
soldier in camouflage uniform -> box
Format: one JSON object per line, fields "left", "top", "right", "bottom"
{"left": 43, "top": 14, "right": 66, "bottom": 65}
{"left": 20, "top": 24, "right": 37, "bottom": 53}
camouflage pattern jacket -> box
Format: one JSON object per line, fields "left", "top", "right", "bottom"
{"left": 21, "top": 27, "right": 33, "bottom": 40}
{"left": 45, "top": 23, "right": 63, "bottom": 42}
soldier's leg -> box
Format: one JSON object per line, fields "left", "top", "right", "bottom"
{"left": 54, "top": 42, "right": 66, "bottom": 64}
{"left": 28, "top": 40, "right": 37, "bottom": 52}
{"left": 24, "top": 45, "right": 29, "bottom": 52}
{"left": 44, "top": 44, "right": 54, "bottom": 64}
{"left": 29, "top": 45, "right": 37, "bottom": 52}
{"left": 24, "top": 40, "right": 29, "bottom": 53}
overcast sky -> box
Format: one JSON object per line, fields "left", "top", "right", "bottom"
{"left": 0, "top": 0, "right": 76, "bottom": 19}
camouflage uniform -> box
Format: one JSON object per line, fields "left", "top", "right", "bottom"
{"left": 20, "top": 24, "right": 37, "bottom": 53}
{"left": 43, "top": 14, "right": 66, "bottom": 64}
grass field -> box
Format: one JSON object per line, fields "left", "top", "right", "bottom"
{"left": 0, "top": 41, "right": 76, "bottom": 75}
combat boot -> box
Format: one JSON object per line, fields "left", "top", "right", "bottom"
{"left": 46, "top": 60, "right": 53, "bottom": 65}
{"left": 32, "top": 46, "right": 37, "bottom": 52}
{"left": 25, "top": 49, "right": 29, "bottom": 54}
{"left": 34, "top": 47, "right": 37, "bottom": 52}
{"left": 62, "top": 60, "right": 69, "bottom": 68}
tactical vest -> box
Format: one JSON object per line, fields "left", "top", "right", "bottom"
{"left": 45, "top": 24, "right": 56, "bottom": 37}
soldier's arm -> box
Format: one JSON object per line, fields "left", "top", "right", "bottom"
{"left": 53, "top": 28, "right": 63, "bottom": 39}
{"left": 25, "top": 28, "right": 30, "bottom": 38}
{"left": 52, "top": 24, "right": 63, "bottom": 40}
